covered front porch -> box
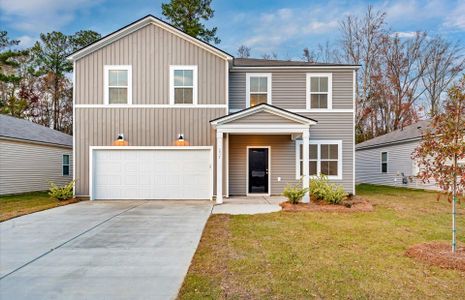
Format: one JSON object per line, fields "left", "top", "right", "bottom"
{"left": 210, "top": 104, "right": 317, "bottom": 205}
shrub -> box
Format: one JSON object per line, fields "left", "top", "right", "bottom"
{"left": 309, "top": 175, "right": 346, "bottom": 205}
{"left": 283, "top": 181, "right": 309, "bottom": 204}
{"left": 49, "top": 180, "right": 75, "bottom": 201}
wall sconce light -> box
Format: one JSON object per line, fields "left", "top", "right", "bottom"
{"left": 175, "top": 133, "right": 189, "bottom": 146}
{"left": 112, "top": 133, "right": 128, "bottom": 146}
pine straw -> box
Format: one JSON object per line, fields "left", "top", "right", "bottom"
{"left": 406, "top": 242, "right": 465, "bottom": 272}
{"left": 280, "top": 197, "right": 373, "bottom": 212}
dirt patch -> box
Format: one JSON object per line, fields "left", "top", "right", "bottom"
{"left": 280, "top": 197, "right": 373, "bottom": 212}
{"left": 406, "top": 242, "right": 465, "bottom": 272}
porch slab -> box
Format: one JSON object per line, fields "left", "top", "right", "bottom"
{"left": 212, "top": 196, "right": 284, "bottom": 215}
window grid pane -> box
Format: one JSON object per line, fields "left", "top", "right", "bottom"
{"left": 250, "top": 94, "right": 267, "bottom": 106}
{"left": 109, "top": 88, "right": 128, "bottom": 104}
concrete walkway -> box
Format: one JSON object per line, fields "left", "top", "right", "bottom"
{"left": 212, "top": 196, "right": 284, "bottom": 215}
{"left": 0, "top": 200, "right": 212, "bottom": 300}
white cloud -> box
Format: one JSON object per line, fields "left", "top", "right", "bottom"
{"left": 0, "top": 0, "right": 102, "bottom": 33}
{"left": 393, "top": 31, "right": 418, "bottom": 38}
{"left": 17, "top": 35, "right": 36, "bottom": 47}
{"left": 235, "top": 4, "right": 344, "bottom": 55}
{"left": 443, "top": 1, "right": 465, "bottom": 30}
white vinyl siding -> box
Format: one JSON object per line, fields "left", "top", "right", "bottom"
{"left": 0, "top": 139, "right": 72, "bottom": 195}
{"left": 246, "top": 73, "right": 272, "bottom": 107}
{"left": 356, "top": 140, "right": 440, "bottom": 191}
{"left": 104, "top": 65, "right": 132, "bottom": 105}
{"left": 169, "top": 65, "right": 198, "bottom": 105}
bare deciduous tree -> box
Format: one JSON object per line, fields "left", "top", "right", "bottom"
{"left": 261, "top": 52, "right": 278, "bottom": 60}
{"left": 422, "top": 36, "right": 465, "bottom": 117}
{"left": 339, "top": 5, "right": 387, "bottom": 141}
{"left": 237, "top": 45, "right": 251, "bottom": 58}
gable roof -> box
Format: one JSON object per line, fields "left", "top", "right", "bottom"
{"left": 356, "top": 120, "right": 430, "bottom": 150}
{"left": 0, "top": 114, "right": 72, "bottom": 147}
{"left": 210, "top": 103, "right": 317, "bottom": 126}
{"left": 233, "top": 58, "right": 360, "bottom": 68}
{"left": 67, "top": 15, "right": 233, "bottom": 61}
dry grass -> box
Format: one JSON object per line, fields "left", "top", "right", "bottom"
{"left": 178, "top": 184, "right": 465, "bottom": 299}
{"left": 0, "top": 191, "right": 79, "bottom": 222}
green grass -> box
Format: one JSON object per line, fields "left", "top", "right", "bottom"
{"left": 178, "top": 184, "right": 465, "bottom": 299}
{"left": 0, "top": 191, "right": 78, "bottom": 222}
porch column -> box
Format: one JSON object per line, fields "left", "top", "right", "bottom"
{"left": 302, "top": 129, "right": 310, "bottom": 203}
{"left": 216, "top": 130, "right": 223, "bottom": 204}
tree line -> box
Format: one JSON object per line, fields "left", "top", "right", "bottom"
{"left": 1, "top": 2, "right": 463, "bottom": 143}
{"left": 0, "top": 30, "right": 101, "bottom": 134}
{"left": 237, "top": 6, "right": 465, "bottom": 143}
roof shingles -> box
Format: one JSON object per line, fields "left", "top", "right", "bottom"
{"left": 0, "top": 114, "right": 72, "bottom": 147}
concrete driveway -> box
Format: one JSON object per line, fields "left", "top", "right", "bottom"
{"left": 0, "top": 200, "right": 212, "bottom": 300}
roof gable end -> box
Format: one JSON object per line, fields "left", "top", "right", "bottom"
{"left": 210, "top": 104, "right": 317, "bottom": 126}
{"left": 67, "top": 15, "right": 233, "bottom": 61}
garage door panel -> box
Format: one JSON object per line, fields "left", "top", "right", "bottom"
{"left": 92, "top": 148, "right": 212, "bottom": 200}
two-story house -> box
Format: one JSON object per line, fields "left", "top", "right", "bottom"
{"left": 68, "top": 15, "right": 358, "bottom": 204}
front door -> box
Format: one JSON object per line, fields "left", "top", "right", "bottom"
{"left": 248, "top": 148, "right": 269, "bottom": 194}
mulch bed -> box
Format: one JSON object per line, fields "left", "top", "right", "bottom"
{"left": 280, "top": 197, "right": 373, "bottom": 212}
{"left": 405, "top": 242, "right": 465, "bottom": 272}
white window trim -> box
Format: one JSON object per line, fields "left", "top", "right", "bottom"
{"left": 381, "top": 151, "right": 388, "bottom": 173}
{"left": 169, "top": 65, "right": 198, "bottom": 105}
{"left": 103, "top": 65, "right": 132, "bottom": 105}
{"left": 306, "top": 73, "right": 332, "bottom": 110}
{"left": 246, "top": 73, "right": 272, "bottom": 107}
{"left": 295, "top": 140, "right": 342, "bottom": 180}
{"left": 62, "top": 154, "right": 70, "bottom": 176}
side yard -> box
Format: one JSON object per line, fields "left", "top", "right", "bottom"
{"left": 179, "top": 184, "right": 465, "bottom": 299}
{"left": 0, "top": 192, "right": 78, "bottom": 222}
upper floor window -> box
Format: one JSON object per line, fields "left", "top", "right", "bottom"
{"left": 62, "top": 154, "right": 70, "bottom": 176}
{"left": 381, "top": 152, "right": 388, "bottom": 173}
{"left": 296, "top": 140, "right": 342, "bottom": 180}
{"left": 104, "top": 65, "right": 132, "bottom": 105}
{"left": 170, "top": 65, "right": 198, "bottom": 105}
{"left": 246, "top": 73, "right": 271, "bottom": 107}
{"left": 306, "top": 73, "right": 332, "bottom": 109}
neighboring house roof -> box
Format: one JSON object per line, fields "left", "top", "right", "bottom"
{"left": 233, "top": 58, "right": 360, "bottom": 68}
{"left": 210, "top": 103, "right": 318, "bottom": 126}
{"left": 0, "top": 114, "right": 72, "bottom": 148}
{"left": 356, "top": 120, "right": 430, "bottom": 150}
{"left": 67, "top": 15, "right": 233, "bottom": 61}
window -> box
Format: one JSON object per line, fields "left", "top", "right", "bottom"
{"left": 296, "top": 140, "right": 342, "bottom": 179}
{"left": 381, "top": 152, "right": 388, "bottom": 173}
{"left": 246, "top": 73, "right": 271, "bottom": 107}
{"left": 62, "top": 154, "right": 70, "bottom": 176}
{"left": 170, "top": 65, "right": 198, "bottom": 105}
{"left": 306, "top": 73, "right": 332, "bottom": 109}
{"left": 104, "top": 65, "right": 132, "bottom": 105}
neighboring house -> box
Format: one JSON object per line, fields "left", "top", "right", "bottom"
{"left": 355, "top": 120, "right": 441, "bottom": 190}
{"left": 0, "top": 114, "right": 73, "bottom": 195}
{"left": 67, "top": 15, "right": 358, "bottom": 203}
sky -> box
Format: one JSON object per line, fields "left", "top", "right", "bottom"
{"left": 1, "top": 0, "right": 465, "bottom": 59}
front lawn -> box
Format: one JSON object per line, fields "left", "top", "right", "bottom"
{"left": 0, "top": 191, "right": 78, "bottom": 222}
{"left": 179, "top": 184, "right": 465, "bottom": 299}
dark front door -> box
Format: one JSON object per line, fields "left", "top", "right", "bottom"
{"left": 248, "top": 148, "right": 269, "bottom": 194}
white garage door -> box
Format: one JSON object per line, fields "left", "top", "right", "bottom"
{"left": 91, "top": 147, "right": 212, "bottom": 200}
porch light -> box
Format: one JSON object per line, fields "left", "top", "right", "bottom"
{"left": 175, "top": 133, "right": 189, "bottom": 146}
{"left": 112, "top": 133, "right": 128, "bottom": 146}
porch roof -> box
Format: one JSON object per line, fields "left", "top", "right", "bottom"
{"left": 209, "top": 103, "right": 317, "bottom": 127}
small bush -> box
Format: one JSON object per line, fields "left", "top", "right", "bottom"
{"left": 309, "top": 175, "right": 346, "bottom": 205}
{"left": 283, "top": 181, "right": 309, "bottom": 204}
{"left": 49, "top": 180, "right": 75, "bottom": 201}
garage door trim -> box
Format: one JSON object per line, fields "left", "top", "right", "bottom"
{"left": 89, "top": 146, "right": 214, "bottom": 200}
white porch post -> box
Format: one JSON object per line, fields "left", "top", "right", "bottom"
{"left": 302, "top": 129, "right": 310, "bottom": 203}
{"left": 216, "top": 130, "right": 223, "bottom": 204}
